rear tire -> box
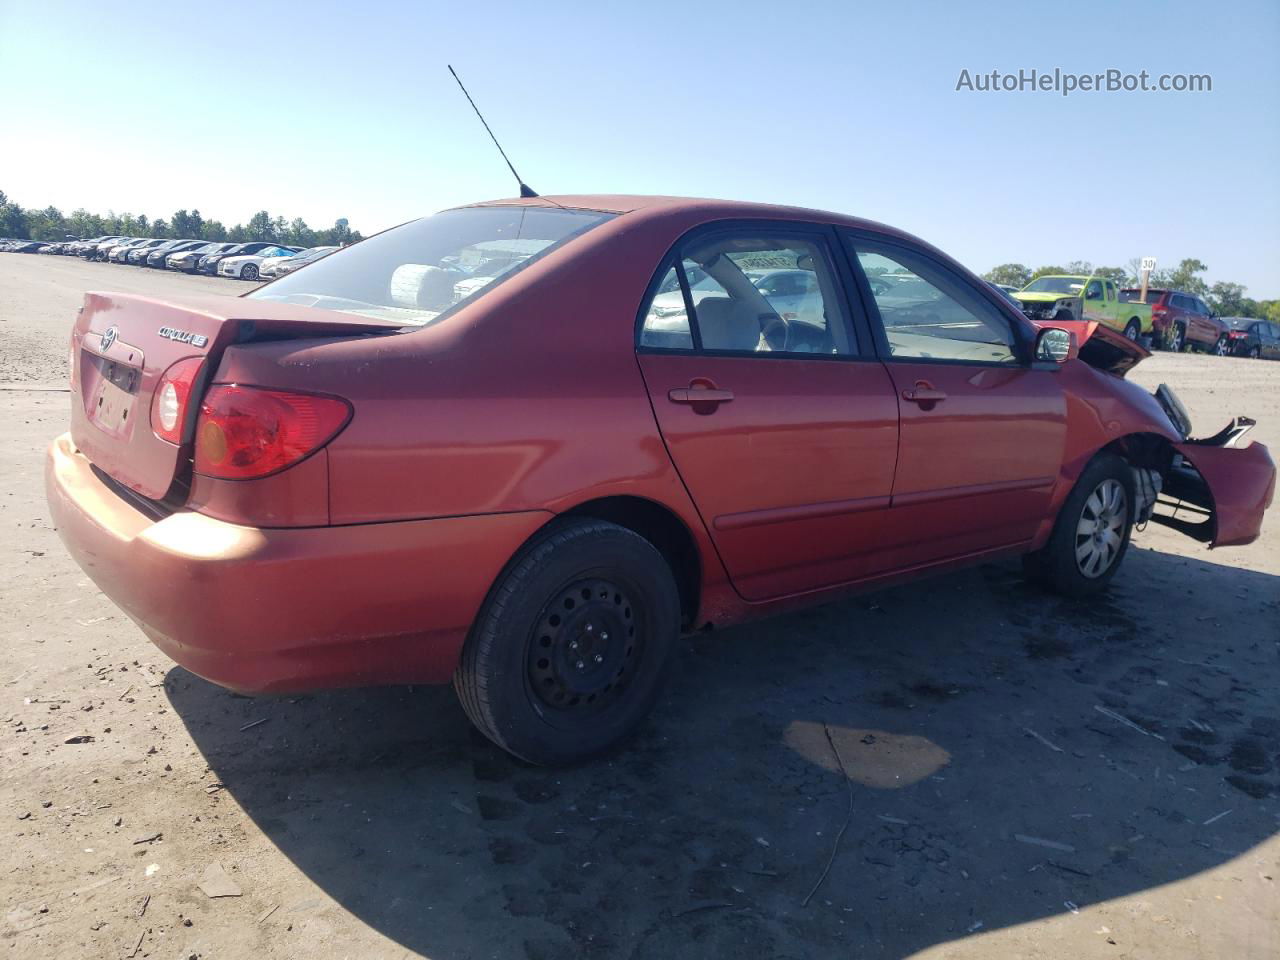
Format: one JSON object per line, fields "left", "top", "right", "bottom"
{"left": 454, "top": 519, "right": 680, "bottom": 765}
{"left": 1213, "top": 335, "right": 1228, "bottom": 356}
{"left": 1123, "top": 319, "right": 1141, "bottom": 341}
{"left": 1251, "top": 346, "right": 1262, "bottom": 359}
{"left": 1024, "top": 453, "right": 1135, "bottom": 598}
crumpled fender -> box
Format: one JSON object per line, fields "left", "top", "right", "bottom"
{"left": 1175, "top": 440, "right": 1276, "bottom": 547}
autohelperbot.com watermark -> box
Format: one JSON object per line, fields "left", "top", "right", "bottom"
{"left": 955, "top": 68, "right": 1212, "bottom": 96}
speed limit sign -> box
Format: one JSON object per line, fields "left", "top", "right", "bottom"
{"left": 1141, "top": 257, "right": 1157, "bottom": 272}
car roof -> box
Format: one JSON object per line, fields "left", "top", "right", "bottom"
{"left": 461, "top": 194, "right": 925, "bottom": 238}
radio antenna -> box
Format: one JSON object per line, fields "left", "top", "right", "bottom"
{"left": 448, "top": 65, "right": 538, "bottom": 198}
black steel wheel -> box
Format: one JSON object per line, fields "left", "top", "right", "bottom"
{"left": 526, "top": 578, "right": 641, "bottom": 721}
{"left": 454, "top": 519, "right": 680, "bottom": 765}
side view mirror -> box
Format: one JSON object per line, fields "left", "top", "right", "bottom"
{"left": 1034, "top": 327, "right": 1075, "bottom": 365}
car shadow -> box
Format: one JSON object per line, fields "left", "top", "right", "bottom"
{"left": 165, "top": 544, "right": 1280, "bottom": 959}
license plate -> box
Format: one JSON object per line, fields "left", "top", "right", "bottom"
{"left": 85, "top": 354, "right": 141, "bottom": 438}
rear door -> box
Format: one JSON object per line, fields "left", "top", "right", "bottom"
{"left": 636, "top": 224, "right": 900, "bottom": 601}
{"left": 841, "top": 232, "right": 1068, "bottom": 569}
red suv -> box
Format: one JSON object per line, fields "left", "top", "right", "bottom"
{"left": 1123, "top": 288, "right": 1229, "bottom": 353}
{"left": 46, "top": 196, "right": 1276, "bottom": 763}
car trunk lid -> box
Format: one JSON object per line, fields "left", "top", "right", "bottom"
{"left": 70, "top": 291, "right": 404, "bottom": 500}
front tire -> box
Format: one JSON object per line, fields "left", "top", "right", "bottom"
{"left": 1023, "top": 453, "right": 1135, "bottom": 598}
{"left": 241, "top": 264, "right": 259, "bottom": 281}
{"left": 454, "top": 519, "right": 680, "bottom": 765}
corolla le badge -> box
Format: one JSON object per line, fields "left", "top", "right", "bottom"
{"left": 100, "top": 326, "right": 118, "bottom": 352}
{"left": 158, "top": 326, "right": 209, "bottom": 348}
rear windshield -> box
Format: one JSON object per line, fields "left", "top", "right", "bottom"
{"left": 1022, "top": 276, "right": 1085, "bottom": 295}
{"left": 250, "top": 206, "right": 615, "bottom": 325}
{"left": 1120, "top": 288, "right": 1165, "bottom": 303}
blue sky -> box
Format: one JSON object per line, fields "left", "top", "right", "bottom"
{"left": 3, "top": 0, "right": 1277, "bottom": 295}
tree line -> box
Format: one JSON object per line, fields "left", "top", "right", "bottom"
{"left": 982, "top": 258, "right": 1280, "bottom": 323}
{"left": 0, "top": 189, "right": 364, "bottom": 249}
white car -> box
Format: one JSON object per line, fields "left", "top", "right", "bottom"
{"left": 107, "top": 238, "right": 163, "bottom": 263}
{"left": 259, "top": 245, "right": 338, "bottom": 280}
{"left": 217, "top": 245, "right": 300, "bottom": 281}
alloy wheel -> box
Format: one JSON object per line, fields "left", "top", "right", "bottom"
{"left": 1075, "top": 479, "right": 1128, "bottom": 578}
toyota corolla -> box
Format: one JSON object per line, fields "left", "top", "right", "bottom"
{"left": 47, "top": 196, "right": 1275, "bottom": 764}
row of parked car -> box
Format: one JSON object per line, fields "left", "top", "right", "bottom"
{"left": 0, "top": 235, "right": 338, "bottom": 281}
{"left": 988, "top": 274, "right": 1279, "bottom": 361}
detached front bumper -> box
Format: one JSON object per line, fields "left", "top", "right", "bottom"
{"left": 46, "top": 433, "right": 550, "bottom": 694}
{"left": 1155, "top": 438, "right": 1276, "bottom": 547}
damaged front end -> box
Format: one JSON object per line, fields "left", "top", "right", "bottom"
{"left": 1143, "top": 387, "right": 1276, "bottom": 547}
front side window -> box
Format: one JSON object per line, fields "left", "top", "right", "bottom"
{"left": 639, "top": 231, "right": 855, "bottom": 356}
{"left": 252, "top": 206, "right": 614, "bottom": 325}
{"left": 848, "top": 238, "right": 1019, "bottom": 365}
{"left": 1084, "top": 280, "right": 1103, "bottom": 300}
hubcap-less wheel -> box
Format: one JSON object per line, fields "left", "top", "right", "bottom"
{"left": 528, "top": 578, "right": 638, "bottom": 718}
{"left": 1214, "top": 336, "right": 1227, "bottom": 356}
{"left": 1124, "top": 320, "right": 1140, "bottom": 341}
{"left": 1075, "top": 479, "right": 1128, "bottom": 578}
{"left": 1169, "top": 325, "right": 1184, "bottom": 352}
{"left": 243, "top": 265, "right": 258, "bottom": 281}
{"left": 1252, "top": 346, "right": 1262, "bottom": 359}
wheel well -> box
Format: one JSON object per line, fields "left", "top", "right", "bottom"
{"left": 1103, "top": 431, "right": 1175, "bottom": 470}
{"left": 563, "top": 496, "right": 701, "bottom": 628}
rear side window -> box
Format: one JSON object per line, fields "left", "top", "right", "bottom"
{"left": 252, "top": 206, "right": 614, "bottom": 326}
{"left": 847, "top": 237, "right": 1019, "bottom": 365}
{"left": 639, "top": 231, "right": 856, "bottom": 356}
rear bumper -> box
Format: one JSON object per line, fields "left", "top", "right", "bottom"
{"left": 46, "top": 433, "right": 550, "bottom": 694}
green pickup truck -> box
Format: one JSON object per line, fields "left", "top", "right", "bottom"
{"left": 1013, "top": 275, "right": 1153, "bottom": 341}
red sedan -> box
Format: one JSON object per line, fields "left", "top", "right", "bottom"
{"left": 47, "top": 196, "right": 1275, "bottom": 764}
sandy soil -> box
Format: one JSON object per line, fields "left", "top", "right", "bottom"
{"left": 1, "top": 255, "right": 1276, "bottom": 959}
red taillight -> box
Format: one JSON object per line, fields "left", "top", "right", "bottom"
{"left": 1228, "top": 331, "right": 1247, "bottom": 338}
{"left": 1151, "top": 304, "right": 1167, "bottom": 317}
{"left": 150, "top": 357, "right": 204, "bottom": 443}
{"left": 193, "top": 384, "right": 351, "bottom": 480}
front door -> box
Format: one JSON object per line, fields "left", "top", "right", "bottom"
{"left": 843, "top": 234, "right": 1068, "bottom": 570}
{"left": 636, "top": 226, "right": 900, "bottom": 601}
{"left": 1081, "top": 278, "right": 1109, "bottom": 327}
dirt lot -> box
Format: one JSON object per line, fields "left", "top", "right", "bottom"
{"left": 1, "top": 254, "right": 1277, "bottom": 960}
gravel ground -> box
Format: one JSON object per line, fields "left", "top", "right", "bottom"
{"left": 1, "top": 255, "right": 1277, "bottom": 959}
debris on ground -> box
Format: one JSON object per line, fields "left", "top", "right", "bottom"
{"left": 1014, "top": 834, "right": 1076, "bottom": 853}
{"left": 198, "top": 862, "right": 243, "bottom": 898}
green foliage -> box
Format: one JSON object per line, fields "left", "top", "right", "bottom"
{"left": 1094, "top": 266, "right": 1128, "bottom": 285}
{"left": 1066, "top": 260, "right": 1093, "bottom": 275}
{"left": 982, "top": 263, "right": 1031, "bottom": 288}
{"left": 1162, "top": 258, "right": 1210, "bottom": 297}
{"left": 0, "top": 189, "right": 364, "bottom": 249}
{"left": 1029, "top": 265, "right": 1069, "bottom": 281}
{"left": 1208, "top": 281, "right": 1248, "bottom": 316}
